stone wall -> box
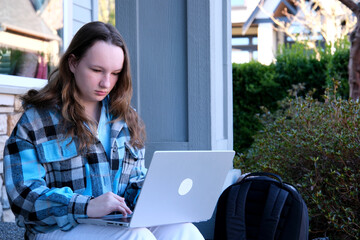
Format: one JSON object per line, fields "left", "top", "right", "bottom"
{"left": 0, "top": 93, "right": 23, "bottom": 222}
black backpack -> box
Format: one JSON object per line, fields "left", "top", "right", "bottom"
{"left": 214, "top": 172, "right": 309, "bottom": 240}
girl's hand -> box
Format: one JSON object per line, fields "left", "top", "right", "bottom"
{"left": 87, "top": 192, "right": 132, "bottom": 218}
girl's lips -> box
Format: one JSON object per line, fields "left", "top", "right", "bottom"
{"left": 95, "top": 90, "right": 108, "bottom": 96}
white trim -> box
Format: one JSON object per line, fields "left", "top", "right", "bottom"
{"left": 63, "top": 0, "right": 74, "bottom": 51}
{"left": 92, "top": 0, "right": 99, "bottom": 21}
{"left": 0, "top": 75, "right": 47, "bottom": 94}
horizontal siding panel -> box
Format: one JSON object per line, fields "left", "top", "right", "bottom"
{"left": 73, "top": 0, "right": 92, "bottom": 9}
{"left": 72, "top": 20, "right": 87, "bottom": 35}
{"left": 73, "top": 4, "right": 92, "bottom": 22}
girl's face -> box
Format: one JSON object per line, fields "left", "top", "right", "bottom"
{"left": 69, "top": 41, "right": 124, "bottom": 109}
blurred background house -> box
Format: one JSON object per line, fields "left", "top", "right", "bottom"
{"left": 231, "top": 0, "right": 296, "bottom": 65}
{"left": 0, "top": 0, "right": 96, "bottom": 93}
{"left": 0, "top": 0, "right": 62, "bottom": 80}
{"left": 231, "top": 0, "right": 354, "bottom": 65}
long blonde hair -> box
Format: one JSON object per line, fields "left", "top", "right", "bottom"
{"left": 22, "top": 21, "right": 145, "bottom": 150}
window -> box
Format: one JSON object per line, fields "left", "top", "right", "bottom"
{"left": 252, "top": 51, "right": 258, "bottom": 61}
{"left": 232, "top": 35, "right": 257, "bottom": 63}
{"left": 232, "top": 50, "right": 250, "bottom": 64}
{"left": 0, "top": 0, "right": 63, "bottom": 84}
{"left": 232, "top": 37, "right": 250, "bottom": 46}
{"left": 252, "top": 37, "right": 258, "bottom": 45}
{"left": 231, "top": 0, "right": 245, "bottom": 7}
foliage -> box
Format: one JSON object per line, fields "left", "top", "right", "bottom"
{"left": 0, "top": 48, "right": 23, "bottom": 75}
{"left": 233, "top": 39, "right": 350, "bottom": 153}
{"left": 259, "top": 0, "right": 356, "bottom": 51}
{"left": 325, "top": 38, "right": 350, "bottom": 99}
{"left": 98, "top": 0, "right": 115, "bottom": 26}
{"left": 234, "top": 84, "right": 360, "bottom": 239}
{"left": 232, "top": 61, "right": 278, "bottom": 153}
{"left": 275, "top": 42, "right": 328, "bottom": 100}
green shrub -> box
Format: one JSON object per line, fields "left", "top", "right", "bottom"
{"left": 326, "top": 38, "right": 350, "bottom": 99}
{"left": 233, "top": 40, "right": 351, "bottom": 154}
{"left": 233, "top": 61, "right": 278, "bottom": 153}
{"left": 235, "top": 84, "right": 360, "bottom": 239}
{"left": 275, "top": 42, "right": 328, "bottom": 100}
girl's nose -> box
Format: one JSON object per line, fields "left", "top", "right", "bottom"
{"left": 100, "top": 74, "right": 111, "bottom": 88}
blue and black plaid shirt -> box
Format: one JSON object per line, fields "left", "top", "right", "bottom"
{"left": 3, "top": 100, "right": 146, "bottom": 239}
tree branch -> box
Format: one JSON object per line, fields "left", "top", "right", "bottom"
{"left": 337, "top": 0, "right": 360, "bottom": 18}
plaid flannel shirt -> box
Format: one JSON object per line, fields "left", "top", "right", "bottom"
{"left": 3, "top": 105, "right": 146, "bottom": 239}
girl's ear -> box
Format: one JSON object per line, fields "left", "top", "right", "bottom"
{"left": 68, "top": 54, "right": 77, "bottom": 73}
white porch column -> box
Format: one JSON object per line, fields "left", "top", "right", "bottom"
{"left": 257, "top": 22, "right": 276, "bottom": 65}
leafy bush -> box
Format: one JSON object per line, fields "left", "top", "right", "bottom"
{"left": 233, "top": 39, "right": 351, "bottom": 153}
{"left": 235, "top": 84, "right": 360, "bottom": 239}
{"left": 326, "top": 39, "right": 350, "bottom": 99}
{"left": 275, "top": 42, "right": 328, "bottom": 100}
{"left": 233, "top": 62, "right": 278, "bottom": 153}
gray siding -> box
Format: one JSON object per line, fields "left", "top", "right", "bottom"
{"left": 63, "top": 0, "right": 97, "bottom": 50}
{"left": 116, "top": 0, "right": 233, "bottom": 168}
{"left": 139, "top": 1, "right": 188, "bottom": 144}
{"left": 72, "top": 0, "right": 98, "bottom": 34}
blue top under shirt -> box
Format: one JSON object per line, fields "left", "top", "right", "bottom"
{"left": 97, "top": 101, "right": 111, "bottom": 158}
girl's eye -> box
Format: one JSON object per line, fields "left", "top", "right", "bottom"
{"left": 92, "top": 69, "right": 101, "bottom": 72}
{"left": 112, "top": 72, "right": 120, "bottom": 76}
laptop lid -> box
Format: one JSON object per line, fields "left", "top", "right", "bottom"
{"left": 78, "top": 150, "right": 235, "bottom": 228}
{"left": 130, "top": 150, "right": 234, "bottom": 228}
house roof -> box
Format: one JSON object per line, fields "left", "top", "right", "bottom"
{"left": 0, "top": 0, "right": 60, "bottom": 41}
{"left": 242, "top": 0, "right": 264, "bottom": 35}
{"left": 242, "top": 0, "right": 297, "bottom": 35}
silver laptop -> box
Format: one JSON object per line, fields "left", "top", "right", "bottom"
{"left": 78, "top": 150, "right": 235, "bottom": 228}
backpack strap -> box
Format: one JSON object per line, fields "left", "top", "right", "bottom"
{"left": 225, "top": 181, "right": 251, "bottom": 239}
{"left": 258, "top": 183, "right": 289, "bottom": 240}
